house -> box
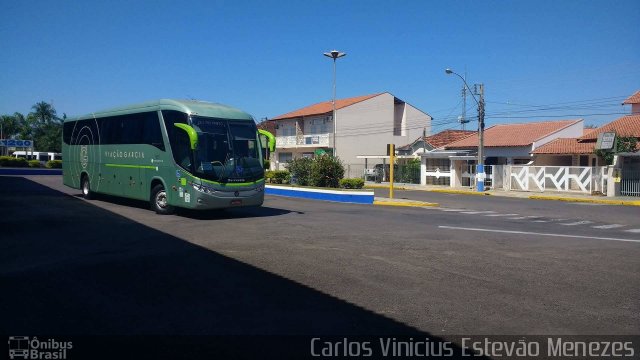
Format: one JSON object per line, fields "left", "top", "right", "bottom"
{"left": 623, "top": 90, "right": 640, "bottom": 115}
{"left": 267, "top": 93, "right": 432, "bottom": 172}
{"left": 418, "top": 119, "right": 584, "bottom": 187}
{"left": 397, "top": 129, "right": 474, "bottom": 156}
{"left": 533, "top": 90, "right": 640, "bottom": 168}
{"left": 532, "top": 116, "right": 640, "bottom": 166}
{"left": 530, "top": 93, "right": 640, "bottom": 196}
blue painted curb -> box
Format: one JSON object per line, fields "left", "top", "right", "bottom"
{"left": 265, "top": 185, "right": 374, "bottom": 204}
{"left": 0, "top": 168, "right": 63, "bottom": 175}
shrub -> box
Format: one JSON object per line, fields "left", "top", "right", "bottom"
{"left": 310, "top": 155, "right": 344, "bottom": 188}
{"left": 0, "top": 156, "right": 12, "bottom": 167}
{"left": 339, "top": 178, "right": 365, "bottom": 189}
{"left": 28, "top": 160, "right": 42, "bottom": 168}
{"left": 286, "top": 157, "right": 313, "bottom": 186}
{"left": 46, "top": 160, "right": 63, "bottom": 169}
{"left": 0, "top": 156, "right": 28, "bottom": 167}
{"left": 266, "top": 170, "right": 290, "bottom": 184}
{"left": 397, "top": 159, "right": 421, "bottom": 184}
{"left": 263, "top": 159, "right": 270, "bottom": 170}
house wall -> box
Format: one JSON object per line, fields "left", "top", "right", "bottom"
{"left": 336, "top": 93, "right": 430, "bottom": 166}
{"left": 405, "top": 103, "right": 431, "bottom": 139}
{"left": 532, "top": 120, "right": 583, "bottom": 150}
{"left": 534, "top": 155, "right": 573, "bottom": 166}
{"left": 446, "top": 147, "right": 532, "bottom": 164}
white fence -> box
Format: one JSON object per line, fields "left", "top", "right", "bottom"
{"left": 506, "top": 166, "right": 608, "bottom": 194}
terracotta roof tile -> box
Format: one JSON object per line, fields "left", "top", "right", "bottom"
{"left": 622, "top": 90, "right": 640, "bottom": 105}
{"left": 424, "top": 130, "right": 475, "bottom": 149}
{"left": 579, "top": 114, "right": 640, "bottom": 140}
{"left": 445, "top": 119, "right": 581, "bottom": 149}
{"left": 271, "top": 93, "right": 383, "bottom": 120}
{"left": 532, "top": 138, "right": 595, "bottom": 154}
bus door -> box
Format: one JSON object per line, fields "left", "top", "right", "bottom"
{"left": 121, "top": 165, "right": 145, "bottom": 199}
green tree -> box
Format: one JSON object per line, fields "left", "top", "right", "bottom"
{"left": 594, "top": 135, "right": 638, "bottom": 165}
{"left": 28, "top": 102, "right": 63, "bottom": 152}
{"left": 310, "top": 155, "right": 345, "bottom": 188}
{"left": 1, "top": 114, "right": 19, "bottom": 138}
{"left": 31, "top": 101, "right": 57, "bottom": 125}
{"left": 287, "top": 157, "right": 313, "bottom": 185}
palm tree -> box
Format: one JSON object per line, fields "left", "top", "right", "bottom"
{"left": 31, "top": 101, "right": 57, "bottom": 124}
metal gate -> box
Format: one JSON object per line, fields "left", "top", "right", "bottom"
{"left": 621, "top": 170, "right": 640, "bottom": 196}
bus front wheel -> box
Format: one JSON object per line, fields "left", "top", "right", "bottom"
{"left": 81, "top": 175, "right": 94, "bottom": 200}
{"left": 151, "top": 184, "right": 175, "bottom": 215}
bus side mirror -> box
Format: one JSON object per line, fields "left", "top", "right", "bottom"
{"left": 258, "top": 129, "right": 276, "bottom": 152}
{"left": 174, "top": 123, "right": 198, "bottom": 150}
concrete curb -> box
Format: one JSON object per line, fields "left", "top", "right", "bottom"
{"left": 373, "top": 200, "right": 439, "bottom": 207}
{"left": 364, "top": 184, "right": 410, "bottom": 190}
{"left": 265, "top": 185, "right": 374, "bottom": 204}
{"left": 427, "top": 189, "right": 491, "bottom": 196}
{"left": 365, "top": 184, "right": 490, "bottom": 196}
{"left": 528, "top": 195, "right": 640, "bottom": 206}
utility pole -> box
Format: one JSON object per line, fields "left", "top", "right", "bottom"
{"left": 460, "top": 85, "right": 467, "bottom": 130}
{"left": 446, "top": 68, "right": 485, "bottom": 192}
{"left": 474, "top": 84, "right": 486, "bottom": 192}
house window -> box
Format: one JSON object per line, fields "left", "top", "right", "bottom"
{"left": 580, "top": 155, "right": 589, "bottom": 166}
{"left": 308, "top": 118, "right": 329, "bottom": 134}
{"left": 425, "top": 159, "right": 450, "bottom": 171}
{"left": 279, "top": 123, "right": 295, "bottom": 137}
{"left": 279, "top": 152, "right": 292, "bottom": 163}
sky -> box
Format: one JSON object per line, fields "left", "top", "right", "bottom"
{"left": 1, "top": 0, "right": 639, "bottom": 134}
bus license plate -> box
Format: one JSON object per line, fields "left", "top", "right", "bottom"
{"left": 230, "top": 199, "right": 242, "bottom": 206}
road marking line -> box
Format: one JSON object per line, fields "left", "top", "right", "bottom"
{"left": 485, "top": 213, "right": 519, "bottom": 217}
{"left": 591, "top": 224, "right": 625, "bottom": 229}
{"left": 532, "top": 220, "right": 549, "bottom": 223}
{"left": 439, "top": 209, "right": 466, "bottom": 212}
{"left": 460, "top": 211, "right": 496, "bottom": 214}
{"left": 560, "top": 221, "right": 593, "bottom": 226}
{"left": 625, "top": 229, "right": 640, "bottom": 233}
{"left": 438, "top": 226, "right": 640, "bottom": 243}
{"left": 508, "top": 216, "right": 540, "bottom": 220}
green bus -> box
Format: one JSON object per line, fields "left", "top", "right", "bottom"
{"left": 62, "top": 99, "right": 273, "bottom": 214}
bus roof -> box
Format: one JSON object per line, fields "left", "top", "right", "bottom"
{"left": 68, "top": 99, "right": 254, "bottom": 122}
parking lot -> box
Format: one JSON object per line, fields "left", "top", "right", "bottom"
{"left": 2, "top": 175, "right": 639, "bottom": 339}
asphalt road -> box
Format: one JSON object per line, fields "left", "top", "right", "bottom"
{"left": 375, "top": 188, "right": 640, "bottom": 226}
{"left": 2, "top": 176, "right": 639, "bottom": 340}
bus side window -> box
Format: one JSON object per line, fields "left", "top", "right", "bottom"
{"left": 162, "top": 110, "right": 190, "bottom": 170}
{"left": 143, "top": 112, "right": 165, "bottom": 151}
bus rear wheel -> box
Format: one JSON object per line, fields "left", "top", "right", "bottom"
{"left": 151, "top": 184, "right": 175, "bottom": 215}
{"left": 81, "top": 175, "right": 94, "bottom": 199}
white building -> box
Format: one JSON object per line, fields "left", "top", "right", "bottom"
{"left": 267, "top": 93, "right": 432, "bottom": 171}
{"left": 421, "top": 119, "right": 584, "bottom": 187}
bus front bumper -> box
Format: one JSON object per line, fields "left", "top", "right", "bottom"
{"left": 186, "top": 182, "right": 265, "bottom": 210}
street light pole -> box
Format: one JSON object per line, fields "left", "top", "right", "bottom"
{"left": 446, "top": 68, "right": 486, "bottom": 191}
{"left": 324, "top": 50, "right": 346, "bottom": 158}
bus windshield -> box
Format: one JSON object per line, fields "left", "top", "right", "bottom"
{"left": 190, "top": 116, "right": 263, "bottom": 183}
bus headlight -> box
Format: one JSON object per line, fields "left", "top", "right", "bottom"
{"left": 192, "top": 183, "right": 213, "bottom": 195}
{"left": 255, "top": 184, "right": 264, "bottom": 192}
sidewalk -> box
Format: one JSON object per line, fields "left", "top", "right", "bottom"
{"left": 365, "top": 182, "right": 640, "bottom": 206}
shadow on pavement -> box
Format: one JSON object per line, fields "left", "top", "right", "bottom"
{"left": 73, "top": 191, "right": 296, "bottom": 220}
{"left": 0, "top": 176, "right": 481, "bottom": 359}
